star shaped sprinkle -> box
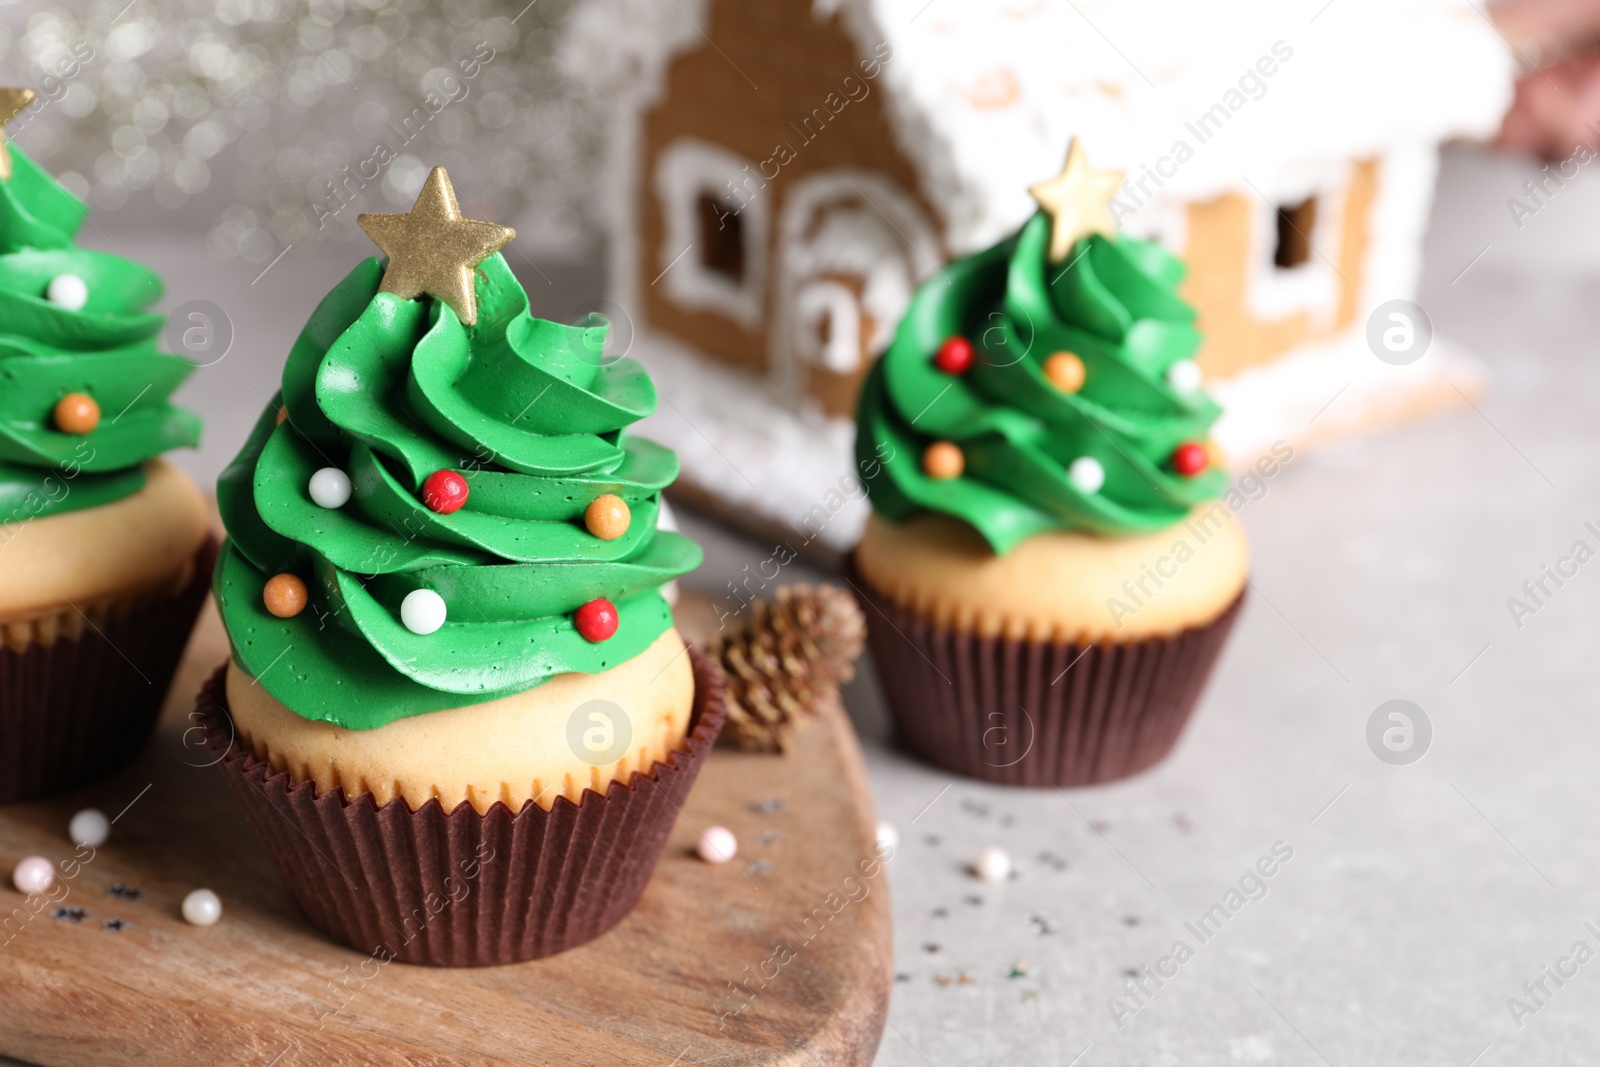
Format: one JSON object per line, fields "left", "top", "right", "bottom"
{"left": 358, "top": 167, "right": 515, "bottom": 327}
{"left": 1028, "top": 138, "right": 1125, "bottom": 262}
{"left": 0, "top": 88, "right": 37, "bottom": 183}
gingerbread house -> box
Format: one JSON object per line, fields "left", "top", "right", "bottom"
{"left": 562, "top": 0, "right": 1512, "bottom": 551}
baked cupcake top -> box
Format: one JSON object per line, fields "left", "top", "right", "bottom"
{"left": 856, "top": 141, "right": 1227, "bottom": 554}
{"left": 215, "top": 167, "right": 701, "bottom": 730}
{"left": 0, "top": 124, "right": 199, "bottom": 525}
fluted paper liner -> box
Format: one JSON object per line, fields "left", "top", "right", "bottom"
{"left": 0, "top": 536, "right": 217, "bottom": 804}
{"left": 197, "top": 646, "right": 726, "bottom": 966}
{"left": 853, "top": 563, "right": 1243, "bottom": 787}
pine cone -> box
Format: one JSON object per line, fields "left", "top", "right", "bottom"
{"left": 710, "top": 584, "right": 866, "bottom": 753}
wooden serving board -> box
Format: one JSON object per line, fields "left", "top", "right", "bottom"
{"left": 0, "top": 591, "right": 890, "bottom": 1067}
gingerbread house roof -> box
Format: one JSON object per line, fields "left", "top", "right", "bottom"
{"left": 563, "top": 0, "right": 1513, "bottom": 252}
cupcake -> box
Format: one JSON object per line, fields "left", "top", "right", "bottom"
{"left": 198, "top": 167, "right": 716, "bottom": 965}
{"left": 852, "top": 141, "right": 1247, "bottom": 787}
{"left": 0, "top": 121, "right": 209, "bottom": 803}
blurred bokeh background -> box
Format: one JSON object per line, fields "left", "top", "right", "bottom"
{"left": 0, "top": 0, "right": 605, "bottom": 258}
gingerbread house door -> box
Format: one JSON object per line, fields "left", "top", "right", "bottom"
{"left": 772, "top": 171, "right": 939, "bottom": 418}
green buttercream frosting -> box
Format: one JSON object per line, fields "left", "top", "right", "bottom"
{"left": 0, "top": 146, "right": 199, "bottom": 523}
{"left": 215, "top": 251, "right": 702, "bottom": 730}
{"left": 856, "top": 212, "right": 1228, "bottom": 554}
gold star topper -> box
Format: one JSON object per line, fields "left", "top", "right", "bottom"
{"left": 358, "top": 167, "right": 515, "bottom": 327}
{"left": 1028, "top": 138, "right": 1125, "bottom": 262}
{"left": 0, "top": 88, "right": 37, "bottom": 183}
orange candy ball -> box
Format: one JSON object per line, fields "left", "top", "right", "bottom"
{"left": 53, "top": 392, "right": 100, "bottom": 435}
{"left": 263, "top": 573, "right": 309, "bottom": 618}
{"left": 1043, "top": 352, "right": 1086, "bottom": 393}
{"left": 584, "top": 494, "right": 631, "bottom": 541}
{"left": 922, "top": 441, "right": 965, "bottom": 480}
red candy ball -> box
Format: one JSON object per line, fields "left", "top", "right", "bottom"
{"left": 1172, "top": 442, "right": 1208, "bottom": 477}
{"left": 933, "top": 336, "right": 974, "bottom": 375}
{"left": 422, "top": 470, "right": 469, "bottom": 514}
{"left": 575, "top": 598, "right": 619, "bottom": 643}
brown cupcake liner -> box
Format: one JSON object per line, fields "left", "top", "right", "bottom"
{"left": 0, "top": 535, "right": 218, "bottom": 804}
{"left": 196, "top": 645, "right": 726, "bottom": 966}
{"left": 851, "top": 561, "right": 1244, "bottom": 787}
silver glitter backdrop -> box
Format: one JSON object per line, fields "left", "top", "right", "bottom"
{"left": 0, "top": 0, "right": 602, "bottom": 260}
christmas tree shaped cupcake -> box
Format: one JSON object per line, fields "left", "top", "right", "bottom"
{"left": 0, "top": 88, "right": 210, "bottom": 803}
{"left": 854, "top": 140, "right": 1250, "bottom": 787}
{"left": 199, "top": 168, "right": 721, "bottom": 965}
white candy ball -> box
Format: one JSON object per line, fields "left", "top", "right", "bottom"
{"left": 68, "top": 808, "right": 110, "bottom": 848}
{"left": 974, "top": 845, "right": 1012, "bottom": 884}
{"left": 1068, "top": 456, "right": 1105, "bottom": 494}
{"left": 876, "top": 821, "right": 899, "bottom": 854}
{"left": 400, "top": 588, "right": 447, "bottom": 635}
{"left": 1166, "top": 359, "right": 1202, "bottom": 393}
{"left": 45, "top": 273, "right": 88, "bottom": 311}
{"left": 308, "top": 467, "right": 352, "bottom": 509}
{"left": 182, "top": 888, "right": 222, "bottom": 927}
{"left": 13, "top": 856, "right": 54, "bottom": 895}
{"left": 697, "top": 825, "right": 738, "bottom": 864}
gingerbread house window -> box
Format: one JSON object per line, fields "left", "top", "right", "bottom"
{"left": 696, "top": 192, "right": 745, "bottom": 283}
{"left": 794, "top": 279, "right": 863, "bottom": 373}
{"left": 1246, "top": 179, "right": 1344, "bottom": 327}
{"left": 1274, "top": 197, "right": 1318, "bottom": 269}
{"left": 654, "top": 138, "right": 768, "bottom": 329}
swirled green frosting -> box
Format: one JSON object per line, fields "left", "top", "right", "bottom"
{"left": 215, "top": 252, "right": 702, "bottom": 730}
{"left": 857, "top": 212, "right": 1227, "bottom": 554}
{"left": 0, "top": 146, "right": 199, "bottom": 522}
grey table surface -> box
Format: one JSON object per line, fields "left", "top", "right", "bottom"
{"left": 8, "top": 145, "right": 1600, "bottom": 1064}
